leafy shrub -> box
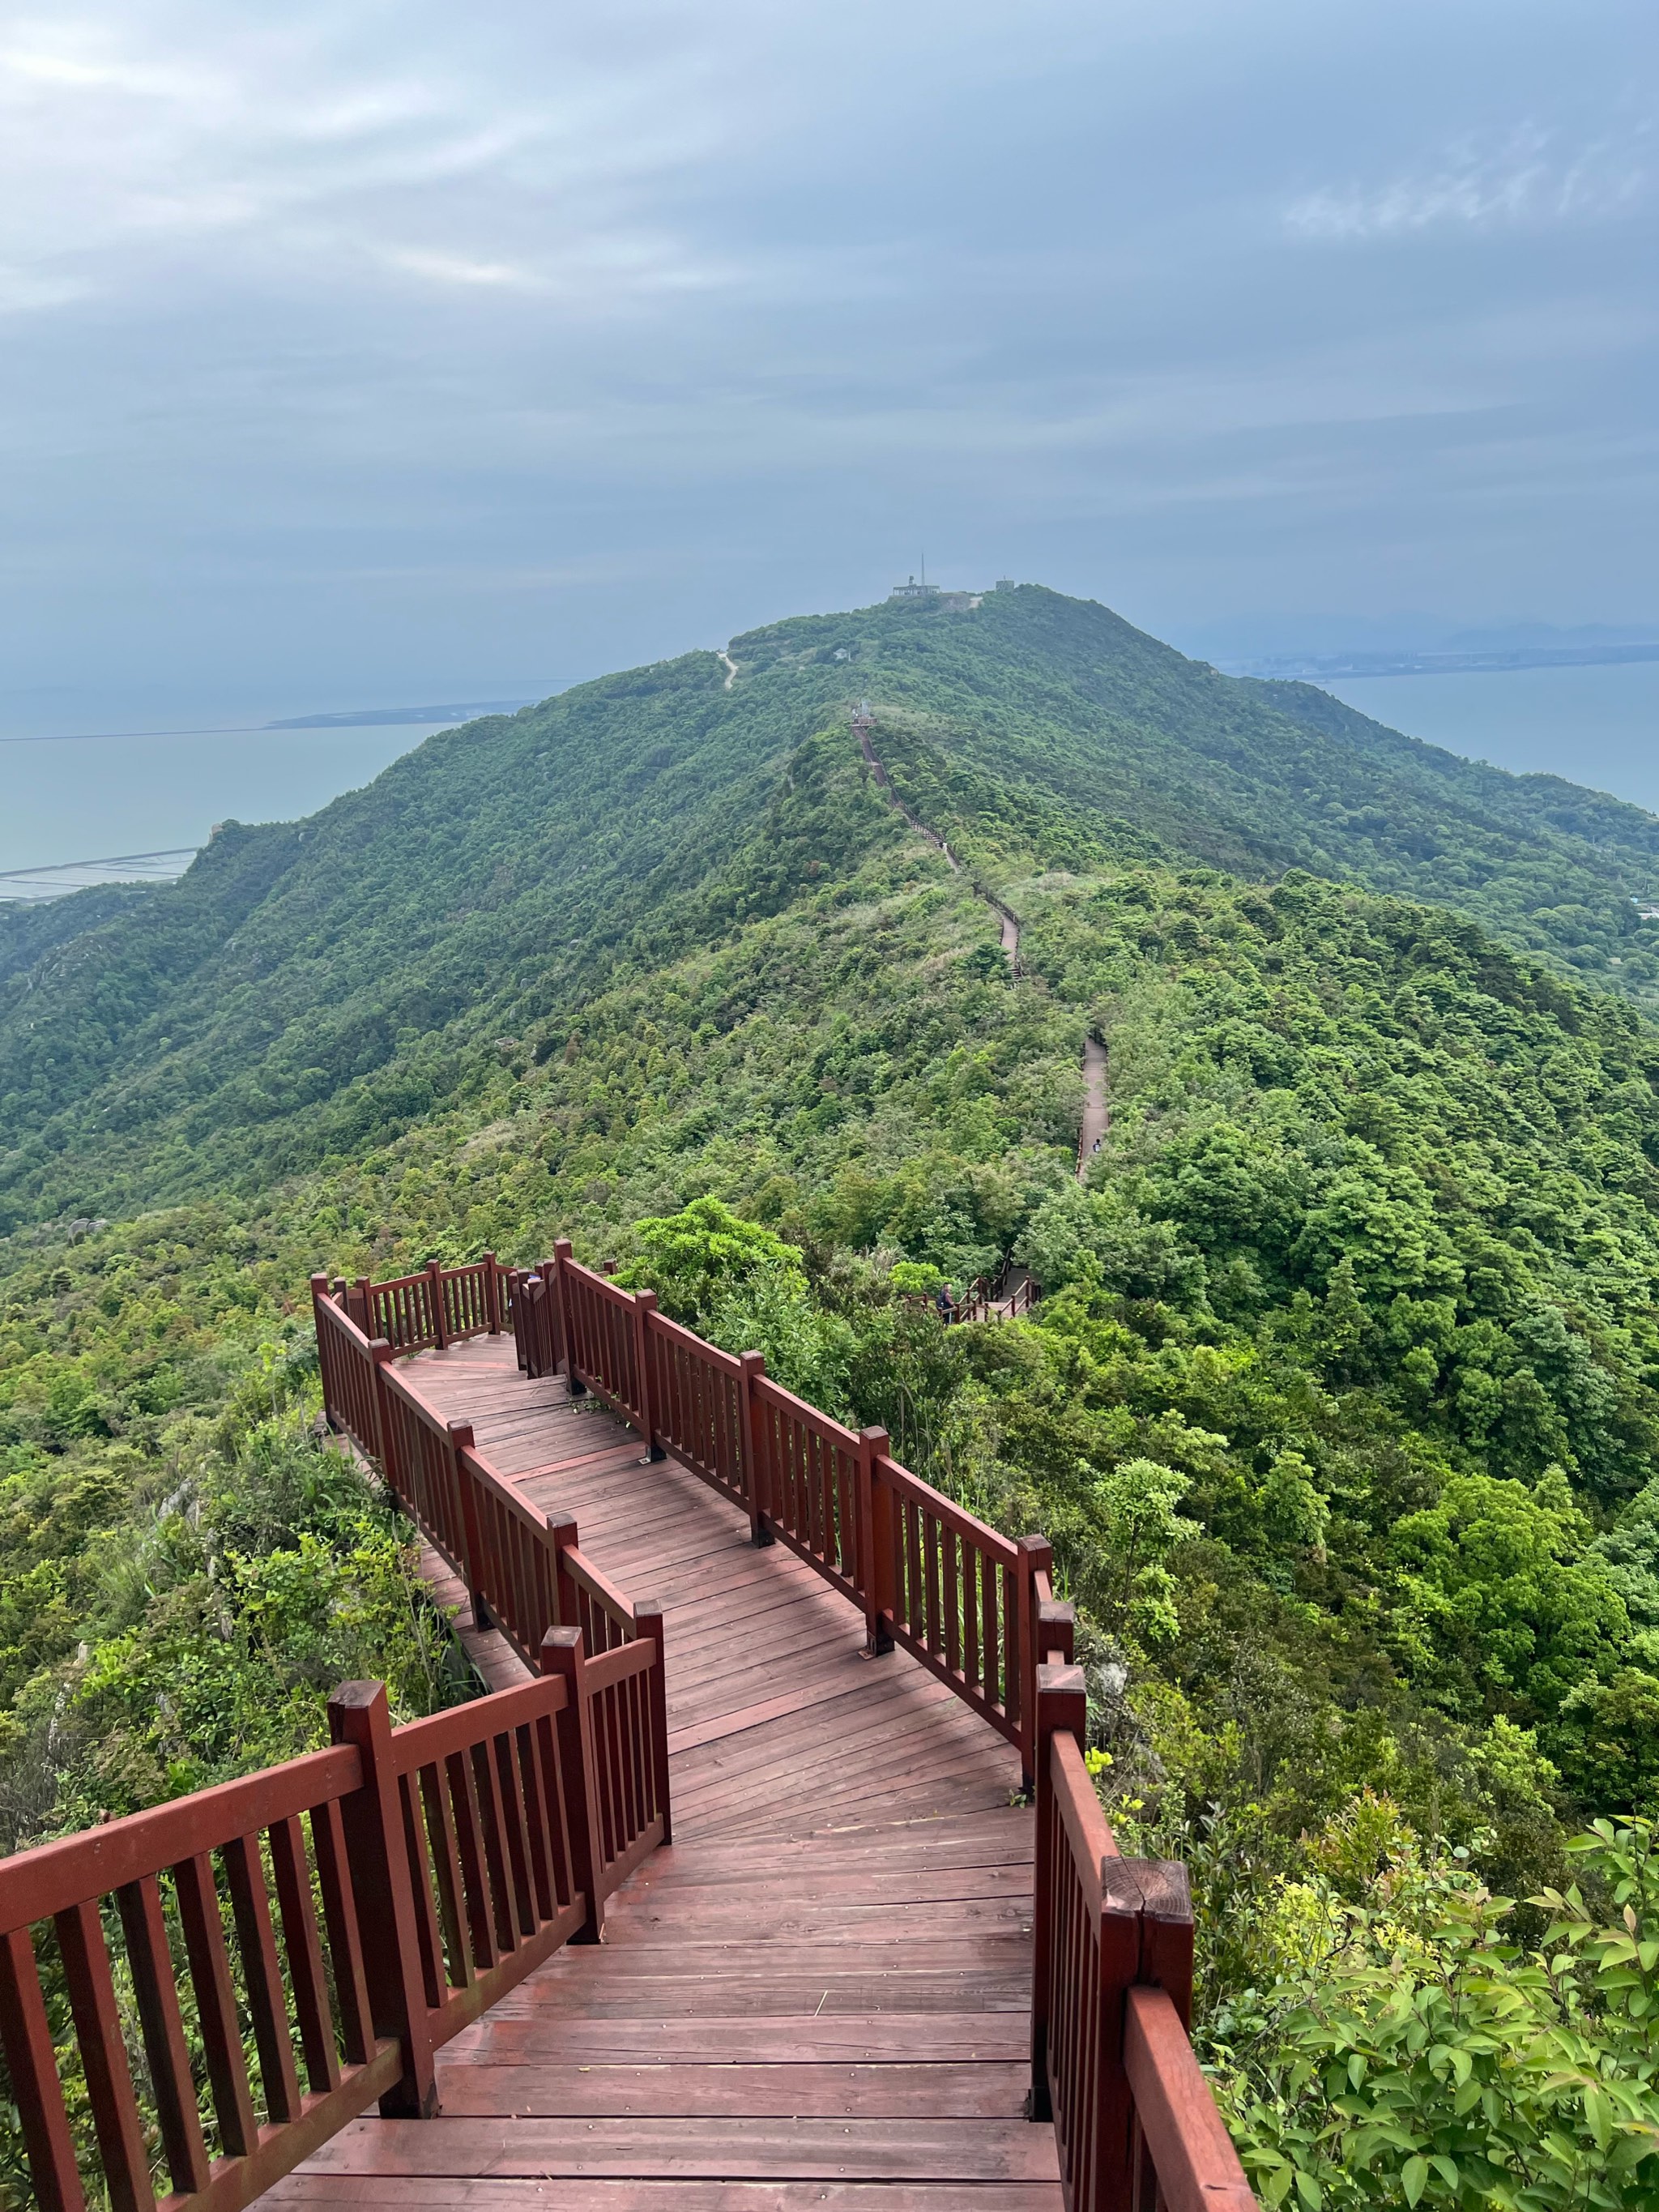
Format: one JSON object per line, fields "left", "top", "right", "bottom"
{"left": 1212, "top": 1807, "right": 1659, "bottom": 2210}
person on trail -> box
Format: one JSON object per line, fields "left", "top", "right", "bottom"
{"left": 934, "top": 1282, "right": 955, "bottom": 1323}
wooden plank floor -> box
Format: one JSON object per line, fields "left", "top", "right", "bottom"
{"left": 271, "top": 1337, "right": 1054, "bottom": 2207}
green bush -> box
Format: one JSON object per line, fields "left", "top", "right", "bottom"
{"left": 1213, "top": 1806, "right": 1659, "bottom": 2210}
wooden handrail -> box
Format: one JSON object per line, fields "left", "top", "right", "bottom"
{"left": 1030, "top": 1665, "right": 1257, "bottom": 2211}
{"left": 307, "top": 1244, "right": 1252, "bottom": 2212}
{"left": 557, "top": 1536, "right": 638, "bottom": 1654}
{"left": 0, "top": 1638, "right": 667, "bottom": 2212}
{"left": 326, "top": 1250, "right": 1066, "bottom": 1785}
{"left": 1125, "top": 1988, "right": 1258, "bottom": 2212}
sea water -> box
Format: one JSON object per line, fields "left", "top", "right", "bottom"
{"left": 1324, "top": 660, "right": 1659, "bottom": 818}
{"left": 0, "top": 677, "right": 552, "bottom": 886}
{"left": 6, "top": 658, "right": 1657, "bottom": 892}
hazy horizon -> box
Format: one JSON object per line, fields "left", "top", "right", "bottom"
{"left": 7, "top": 597, "right": 1659, "bottom": 887}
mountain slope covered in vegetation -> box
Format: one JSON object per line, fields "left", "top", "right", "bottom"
{"left": 6, "top": 585, "right": 1659, "bottom": 2203}
{"left": 7, "top": 586, "right": 1659, "bottom": 1237}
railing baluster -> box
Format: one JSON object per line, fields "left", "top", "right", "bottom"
{"left": 116, "top": 1873, "right": 214, "bottom": 2191}
{"left": 923, "top": 1508, "right": 944, "bottom": 1660}
{"left": 962, "top": 1542, "right": 982, "bottom": 1696}
{"left": 223, "top": 1830, "right": 303, "bottom": 2124}
{"left": 638, "top": 1603, "right": 672, "bottom": 1844}
{"left": 446, "top": 1748, "right": 499, "bottom": 1974}
{"left": 943, "top": 1524, "right": 962, "bottom": 1679}
{"left": 53, "top": 1899, "right": 154, "bottom": 2212}
{"left": 269, "top": 1813, "right": 342, "bottom": 2095}
{"left": 516, "top": 1721, "right": 557, "bottom": 1919}
{"left": 0, "top": 1924, "right": 85, "bottom": 2212}
{"left": 174, "top": 1848, "right": 260, "bottom": 2155}
{"left": 422, "top": 1761, "right": 475, "bottom": 1993}
{"left": 469, "top": 1736, "right": 519, "bottom": 1953}
{"left": 309, "top": 1796, "right": 373, "bottom": 2066}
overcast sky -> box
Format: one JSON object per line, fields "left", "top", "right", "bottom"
{"left": 1, "top": 0, "right": 1655, "bottom": 707}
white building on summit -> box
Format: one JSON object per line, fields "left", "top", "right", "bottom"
{"left": 888, "top": 571, "right": 982, "bottom": 612}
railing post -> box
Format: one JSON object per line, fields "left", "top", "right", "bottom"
{"left": 311, "top": 1276, "right": 336, "bottom": 1428}
{"left": 857, "top": 1427, "right": 893, "bottom": 1656}
{"left": 327, "top": 1680, "right": 438, "bottom": 2118}
{"left": 1016, "top": 1534, "right": 1054, "bottom": 1793}
{"left": 483, "top": 1252, "right": 501, "bottom": 1335}
{"left": 549, "top": 1511, "right": 580, "bottom": 1628}
{"left": 1097, "top": 1860, "right": 1146, "bottom": 2208}
{"left": 542, "top": 1254, "right": 565, "bottom": 1372}
{"left": 1039, "top": 1595, "right": 1075, "bottom": 1668}
{"left": 425, "top": 1258, "right": 449, "bottom": 1351}
{"left": 449, "top": 1419, "right": 491, "bottom": 1631}
{"left": 0, "top": 1924, "right": 83, "bottom": 2212}
{"left": 352, "top": 1275, "right": 373, "bottom": 1334}
{"left": 1029, "top": 1661, "right": 1087, "bottom": 2123}
{"left": 738, "top": 1351, "right": 772, "bottom": 1546}
{"left": 1135, "top": 1860, "right": 1195, "bottom": 2030}
{"left": 554, "top": 1240, "right": 584, "bottom": 1394}
{"left": 631, "top": 1289, "right": 665, "bottom": 1460}
{"left": 635, "top": 1600, "right": 673, "bottom": 1847}
{"left": 514, "top": 1273, "right": 538, "bottom": 1377}
{"left": 541, "top": 1627, "right": 604, "bottom": 1942}
{"left": 369, "top": 1339, "right": 394, "bottom": 1481}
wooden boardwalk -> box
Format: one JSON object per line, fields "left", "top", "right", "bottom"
{"left": 271, "top": 1337, "right": 1056, "bottom": 2208}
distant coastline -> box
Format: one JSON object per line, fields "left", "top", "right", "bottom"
{"left": 1225, "top": 642, "right": 1659, "bottom": 682}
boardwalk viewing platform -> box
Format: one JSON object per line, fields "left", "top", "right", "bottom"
{"left": 0, "top": 1249, "right": 1256, "bottom": 2212}
{"left": 292, "top": 1330, "right": 1046, "bottom": 2206}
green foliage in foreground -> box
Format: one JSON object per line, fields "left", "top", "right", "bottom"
{"left": 0, "top": 1407, "right": 472, "bottom": 2206}
{"left": 0, "top": 1308, "right": 471, "bottom": 1852}
{"left": 1210, "top": 1806, "right": 1659, "bottom": 2210}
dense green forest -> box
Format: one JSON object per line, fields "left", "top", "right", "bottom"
{"left": 6, "top": 584, "right": 1659, "bottom": 2201}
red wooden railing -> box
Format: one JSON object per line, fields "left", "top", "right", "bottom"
{"left": 0, "top": 1632, "right": 663, "bottom": 2212}
{"left": 500, "top": 1245, "right": 1055, "bottom": 1778}
{"left": 306, "top": 1249, "right": 1252, "bottom": 2212}
{"left": 1031, "top": 1664, "right": 1255, "bottom": 2212}
{"left": 331, "top": 1253, "right": 510, "bottom": 1357}
{"left": 953, "top": 1267, "right": 1040, "bottom": 1325}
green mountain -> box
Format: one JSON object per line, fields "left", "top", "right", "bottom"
{"left": 6, "top": 585, "right": 1659, "bottom": 1233}
{"left": 6, "top": 585, "right": 1659, "bottom": 2114}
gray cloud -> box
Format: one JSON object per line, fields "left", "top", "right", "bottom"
{"left": 0, "top": 0, "right": 1652, "bottom": 707}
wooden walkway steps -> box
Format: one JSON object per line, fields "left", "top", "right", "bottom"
{"left": 268, "top": 1337, "right": 1055, "bottom": 2207}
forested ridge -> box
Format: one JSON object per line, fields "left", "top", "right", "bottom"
{"left": 6, "top": 583, "right": 1659, "bottom": 2204}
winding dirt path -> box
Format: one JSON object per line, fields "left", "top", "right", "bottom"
{"left": 853, "top": 704, "right": 1021, "bottom": 973}
{"left": 1077, "top": 1034, "right": 1108, "bottom": 1176}
{"left": 850, "top": 707, "right": 1109, "bottom": 1189}
{"left": 718, "top": 650, "right": 738, "bottom": 690}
